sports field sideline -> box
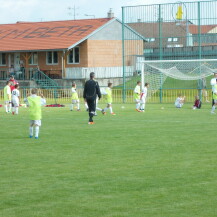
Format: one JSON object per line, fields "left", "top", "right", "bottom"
{"left": 0, "top": 103, "right": 216, "bottom": 217}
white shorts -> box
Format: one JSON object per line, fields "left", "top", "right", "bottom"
{"left": 72, "top": 99, "right": 79, "bottom": 104}
{"left": 30, "top": 120, "right": 41, "bottom": 126}
{"left": 140, "top": 98, "right": 146, "bottom": 104}
{"left": 4, "top": 101, "right": 11, "bottom": 104}
{"left": 12, "top": 99, "right": 19, "bottom": 107}
{"left": 134, "top": 99, "right": 140, "bottom": 103}
{"left": 175, "top": 103, "right": 183, "bottom": 108}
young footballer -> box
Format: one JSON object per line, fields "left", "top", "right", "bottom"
{"left": 102, "top": 83, "right": 116, "bottom": 115}
{"left": 26, "top": 89, "right": 46, "bottom": 139}
{"left": 4, "top": 81, "right": 12, "bottom": 113}
{"left": 211, "top": 84, "right": 217, "bottom": 114}
{"left": 192, "top": 95, "right": 202, "bottom": 110}
{"left": 11, "top": 84, "right": 20, "bottom": 115}
{"left": 140, "top": 83, "right": 149, "bottom": 112}
{"left": 175, "top": 94, "right": 186, "bottom": 108}
{"left": 70, "top": 82, "right": 80, "bottom": 111}
{"left": 134, "top": 81, "right": 142, "bottom": 112}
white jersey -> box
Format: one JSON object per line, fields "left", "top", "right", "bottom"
{"left": 211, "top": 78, "right": 217, "bottom": 92}
{"left": 12, "top": 89, "right": 20, "bottom": 101}
{"left": 175, "top": 97, "right": 183, "bottom": 107}
{"left": 141, "top": 87, "right": 148, "bottom": 99}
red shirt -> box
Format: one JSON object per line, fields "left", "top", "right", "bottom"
{"left": 9, "top": 79, "right": 18, "bottom": 92}
{"left": 194, "top": 99, "right": 201, "bottom": 108}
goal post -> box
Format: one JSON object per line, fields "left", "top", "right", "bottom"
{"left": 138, "top": 59, "right": 217, "bottom": 101}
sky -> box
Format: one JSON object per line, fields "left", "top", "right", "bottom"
{"left": 0, "top": 0, "right": 212, "bottom": 24}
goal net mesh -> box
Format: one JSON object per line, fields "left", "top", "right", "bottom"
{"left": 141, "top": 59, "right": 217, "bottom": 93}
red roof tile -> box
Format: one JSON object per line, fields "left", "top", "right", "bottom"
{"left": 188, "top": 24, "right": 217, "bottom": 34}
{"left": 0, "top": 18, "right": 112, "bottom": 52}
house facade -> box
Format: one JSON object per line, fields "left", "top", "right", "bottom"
{"left": 0, "top": 18, "right": 144, "bottom": 80}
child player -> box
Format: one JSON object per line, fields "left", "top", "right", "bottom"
{"left": 174, "top": 94, "right": 186, "bottom": 108}
{"left": 140, "top": 82, "right": 149, "bottom": 112}
{"left": 102, "top": 83, "right": 116, "bottom": 115}
{"left": 11, "top": 84, "right": 20, "bottom": 115}
{"left": 211, "top": 83, "right": 217, "bottom": 114}
{"left": 4, "top": 81, "right": 12, "bottom": 113}
{"left": 26, "top": 89, "right": 46, "bottom": 139}
{"left": 70, "top": 82, "right": 80, "bottom": 111}
{"left": 134, "top": 81, "right": 142, "bottom": 112}
{"left": 192, "top": 95, "right": 202, "bottom": 110}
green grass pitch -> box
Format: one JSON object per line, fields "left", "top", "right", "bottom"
{"left": 0, "top": 103, "right": 217, "bottom": 217}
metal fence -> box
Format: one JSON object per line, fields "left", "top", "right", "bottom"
{"left": 122, "top": 0, "right": 217, "bottom": 100}
{"left": 0, "top": 88, "right": 212, "bottom": 104}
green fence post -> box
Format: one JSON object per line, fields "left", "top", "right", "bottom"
{"left": 159, "top": 4, "right": 163, "bottom": 103}
{"left": 198, "top": 1, "right": 202, "bottom": 100}
{"left": 122, "top": 7, "right": 126, "bottom": 103}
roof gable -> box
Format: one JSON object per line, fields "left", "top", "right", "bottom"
{"left": 0, "top": 18, "right": 112, "bottom": 52}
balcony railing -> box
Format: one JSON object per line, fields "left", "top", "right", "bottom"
{"left": 0, "top": 67, "right": 62, "bottom": 80}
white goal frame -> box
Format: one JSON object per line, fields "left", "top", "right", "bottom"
{"left": 139, "top": 59, "right": 217, "bottom": 88}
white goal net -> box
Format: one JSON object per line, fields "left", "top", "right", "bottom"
{"left": 139, "top": 59, "right": 217, "bottom": 91}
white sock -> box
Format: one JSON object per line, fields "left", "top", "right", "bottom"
{"left": 5, "top": 104, "right": 8, "bottom": 112}
{"left": 140, "top": 103, "right": 145, "bottom": 110}
{"left": 136, "top": 103, "right": 140, "bottom": 110}
{"left": 70, "top": 104, "right": 73, "bottom": 110}
{"left": 12, "top": 107, "right": 15, "bottom": 113}
{"left": 29, "top": 127, "right": 33, "bottom": 136}
{"left": 96, "top": 107, "right": 102, "bottom": 111}
{"left": 15, "top": 107, "right": 19, "bottom": 114}
{"left": 77, "top": 103, "right": 80, "bottom": 110}
{"left": 8, "top": 103, "right": 12, "bottom": 112}
{"left": 35, "top": 126, "right": 39, "bottom": 138}
{"left": 109, "top": 107, "right": 113, "bottom": 113}
{"left": 85, "top": 103, "right": 88, "bottom": 109}
{"left": 104, "top": 107, "right": 109, "bottom": 112}
{"left": 211, "top": 105, "right": 216, "bottom": 112}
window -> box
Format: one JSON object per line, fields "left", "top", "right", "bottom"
{"left": 46, "top": 51, "right": 58, "bottom": 64}
{"left": 0, "top": 53, "right": 6, "bottom": 65}
{"left": 146, "top": 38, "right": 155, "bottom": 42}
{"left": 68, "top": 47, "right": 80, "bottom": 64}
{"left": 174, "top": 44, "right": 183, "bottom": 47}
{"left": 28, "top": 52, "right": 38, "bottom": 65}
{"left": 168, "top": 37, "right": 179, "bottom": 42}
{"left": 144, "top": 49, "right": 154, "bottom": 54}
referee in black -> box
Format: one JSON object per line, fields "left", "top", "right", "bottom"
{"left": 83, "top": 72, "right": 101, "bottom": 124}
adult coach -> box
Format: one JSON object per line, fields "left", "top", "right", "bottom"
{"left": 210, "top": 72, "right": 217, "bottom": 106}
{"left": 83, "top": 72, "right": 101, "bottom": 124}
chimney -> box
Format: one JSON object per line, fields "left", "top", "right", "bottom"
{"left": 107, "top": 8, "right": 114, "bottom": 18}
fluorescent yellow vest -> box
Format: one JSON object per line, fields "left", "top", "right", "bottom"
{"left": 106, "top": 88, "right": 112, "bottom": 103}
{"left": 71, "top": 88, "right": 79, "bottom": 100}
{"left": 133, "top": 86, "right": 140, "bottom": 100}
{"left": 4, "top": 85, "right": 11, "bottom": 101}
{"left": 28, "top": 96, "right": 42, "bottom": 120}
{"left": 213, "top": 84, "right": 217, "bottom": 100}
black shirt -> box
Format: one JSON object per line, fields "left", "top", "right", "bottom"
{"left": 83, "top": 79, "right": 101, "bottom": 100}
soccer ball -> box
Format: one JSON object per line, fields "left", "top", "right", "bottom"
{"left": 121, "top": 106, "right": 125, "bottom": 109}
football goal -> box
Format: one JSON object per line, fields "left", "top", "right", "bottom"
{"left": 139, "top": 59, "right": 217, "bottom": 91}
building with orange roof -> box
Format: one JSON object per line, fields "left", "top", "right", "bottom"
{"left": 0, "top": 16, "right": 144, "bottom": 80}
